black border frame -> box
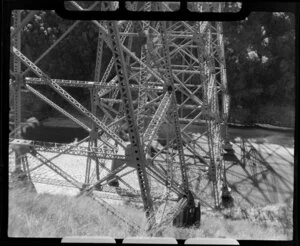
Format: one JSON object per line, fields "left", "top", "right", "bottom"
{"left": 1, "top": 1, "right": 299, "bottom": 245}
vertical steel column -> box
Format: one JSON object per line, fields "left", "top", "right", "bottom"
{"left": 92, "top": 87, "right": 101, "bottom": 182}
{"left": 84, "top": 87, "right": 99, "bottom": 185}
{"left": 207, "top": 23, "right": 222, "bottom": 208}
{"left": 209, "top": 2, "right": 230, "bottom": 206}
{"left": 91, "top": 12, "right": 106, "bottom": 183}
{"left": 193, "top": 2, "right": 225, "bottom": 208}
{"left": 94, "top": 33, "right": 104, "bottom": 83}
{"left": 215, "top": 5, "right": 230, "bottom": 148}
{"left": 86, "top": 2, "right": 105, "bottom": 184}
{"left": 212, "top": 3, "right": 232, "bottom": 205}
{"left": 12, "top": 10, "right": 22, "bottom": 172}
{"left": 106, "top": 19, "right": 155, "bottom": 228}
{"left": 137, "top": 2, "right": 151, "bottom": 135}
{"left": 100, "top": 4, "right": 134, "bottom": 129}
{"left": 158, "top": 17, "right": 189, "bottom": 194}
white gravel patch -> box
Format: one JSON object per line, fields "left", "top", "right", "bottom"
{"left": 9, "top": 132, "right": 294, "bottom": 208}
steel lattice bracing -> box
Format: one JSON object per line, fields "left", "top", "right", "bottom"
{"left": 9, "top": 1, "right": 231, "bottom": 233}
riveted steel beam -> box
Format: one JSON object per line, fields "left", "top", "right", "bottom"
{"left": 106, "top": 19, "right": 155, "bottom": 227}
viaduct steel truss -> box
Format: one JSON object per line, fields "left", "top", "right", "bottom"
{"left": 9, "top": 1, "right": 231, "bottom": 233}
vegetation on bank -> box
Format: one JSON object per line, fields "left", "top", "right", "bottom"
{"left": 8, "top": 188, "right": 291, "bottom": 239}
{"left": 229, "top": 104, "right": 295, "bottom": 128}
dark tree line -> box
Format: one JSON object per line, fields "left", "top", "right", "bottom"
{"left": 13, "top": 6, "right": 296, "bottom": 127}
{"left": 224, "top": 12, "right": 295, "bottom": 106}
{"left": 223, "top": 11, "right": 295, "bottom": 126}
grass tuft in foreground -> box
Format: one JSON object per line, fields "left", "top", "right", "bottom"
{"left": 8, "top": 188, "right": 291, "bottom": 239}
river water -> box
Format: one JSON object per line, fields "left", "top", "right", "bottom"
{"left": 22, "top": 123, "right": 294, "bottom": 148}
{"left": 227, "top": 126, "right": 294, "bottom": 147}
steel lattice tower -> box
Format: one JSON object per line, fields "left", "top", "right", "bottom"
{"left": 9, "top": 1, "right": 232, "bottom": 233}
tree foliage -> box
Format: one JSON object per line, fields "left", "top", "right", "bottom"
{"left": 223, "top": 11, "right": 295, "bottom": 110}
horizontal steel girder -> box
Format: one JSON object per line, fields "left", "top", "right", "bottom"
{"left": 24, "top": 77, "right": 207, "bottom": 90}
{"left": 10, "top": 138, "right": 124, "bottom": 160}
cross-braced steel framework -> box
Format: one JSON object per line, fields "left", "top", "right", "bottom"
{"left": 9, "top": 1, "right": 232, "bottom": 233}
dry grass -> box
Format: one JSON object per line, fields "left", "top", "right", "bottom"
{"left": 163, "top": 216, "right": 289, "bottom": 240}
{"left": 8, "top": 188, "right": 146, "bottom": 238}
{"left": 8, "top": 188, "right": 291, "bottom": 239}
